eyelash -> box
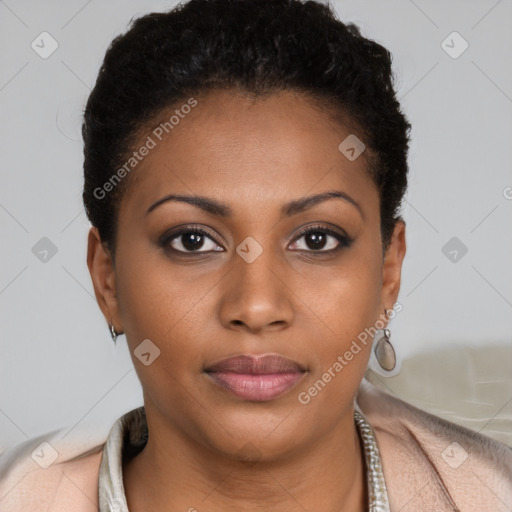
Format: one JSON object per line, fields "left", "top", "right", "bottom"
{"left": 159, "top": 224, "right": 353, "bottom": 256}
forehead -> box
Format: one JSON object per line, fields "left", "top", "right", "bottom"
{"left": 118, "top": 89, "right": 378, "bottom": 220}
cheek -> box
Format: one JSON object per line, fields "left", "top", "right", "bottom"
{"left": 114, "top": 243, "right": 216, "bottom": 375}
{"left": 305, "top": 243, "right": 383, "bottom": 379}
{"left": 316, "top": 245, "right": 382, "bottom": 332}
{"left": 114, "top": 240, "right": 198, "bottom": 336}
{"left": 113, "top": 251, "right": 206, "bottom": 412}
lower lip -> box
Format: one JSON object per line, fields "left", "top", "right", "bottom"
{"left": 206, "top": 371, "right": 305, "bottom": 401}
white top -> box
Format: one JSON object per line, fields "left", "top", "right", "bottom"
{"left": 98, "top": 405, "right": 390, "bottom": 512}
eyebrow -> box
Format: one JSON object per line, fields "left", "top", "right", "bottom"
{"left": 145, "top": 190, "right": 364, "bottom": 220}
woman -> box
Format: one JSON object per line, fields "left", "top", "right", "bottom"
{"left": 1, "top": 0, "right": 511, "bottom": 510}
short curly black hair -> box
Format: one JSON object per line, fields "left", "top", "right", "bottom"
{"left": 82, "top": 0, "right": 411, "bottom": 258}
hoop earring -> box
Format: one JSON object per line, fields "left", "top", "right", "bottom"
{"left": 109, "top": 319, "right": 124, "bottom": 345}
{"left": 374, "top": 309, "right": 396, "bottom": 372}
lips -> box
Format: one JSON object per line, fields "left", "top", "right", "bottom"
{"left": 204, "top": 354, "right": 307, "bottom": 401}
{"left": 205, "top": 354, "right": 306, "bottom": 374}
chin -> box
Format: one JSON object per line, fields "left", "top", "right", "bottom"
{"left": 197, "top": 411, "right": 310, "bottom": 464}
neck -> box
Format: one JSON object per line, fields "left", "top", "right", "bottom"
{"left": 123, "top": 404, "right": 367, "bottom": 512}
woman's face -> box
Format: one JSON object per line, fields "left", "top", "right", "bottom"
{"left": 88, "top": 89, "right": 405, "bottom": 460}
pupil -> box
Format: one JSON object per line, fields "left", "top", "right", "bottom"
{"left": 183, "top": 233, "right": 204, "bottom": 251}
{"left": 307, "top": 232, "right": 326, "bottom": 250}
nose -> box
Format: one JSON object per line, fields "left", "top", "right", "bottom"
{"left": 218, "top": 242, "right": 294, "bottom": 334}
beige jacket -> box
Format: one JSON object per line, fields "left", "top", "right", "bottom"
{"left": 1, "top": 378, "right": 511, "bottom": 511}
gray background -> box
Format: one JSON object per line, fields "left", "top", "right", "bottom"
{"left": 1, "top": 0, "right": 511, "bottom": 452}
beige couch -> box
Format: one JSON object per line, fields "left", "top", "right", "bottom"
{"left": 365, "top": 343, "right": 512, "bottom": 448}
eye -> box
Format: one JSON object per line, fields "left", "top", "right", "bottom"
{"left": 289, "top": 225, "right": 352, "bottom": 254}
{"left": 160, "top": 226, "right": 224, "bottom": 254}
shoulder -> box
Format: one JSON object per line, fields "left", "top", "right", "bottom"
{"left": 0, "top": 425, "right": 106, "bottom": 512}
{"left": 356, "top": 377, "right": 512, "bottom": 511}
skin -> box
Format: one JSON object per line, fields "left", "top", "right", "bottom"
{"left": 87, "top": 88, "right": 406, "bottom": 512}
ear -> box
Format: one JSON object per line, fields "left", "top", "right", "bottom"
{"left": 380, "top": 219, "right": 406, "bottom": 312}
{"left": 86, "top": 226, "right": 122, "bottom": 332}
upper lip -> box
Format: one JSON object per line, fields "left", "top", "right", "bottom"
{"left": 205, "top": 354, "right": 306, "bottom": 374}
